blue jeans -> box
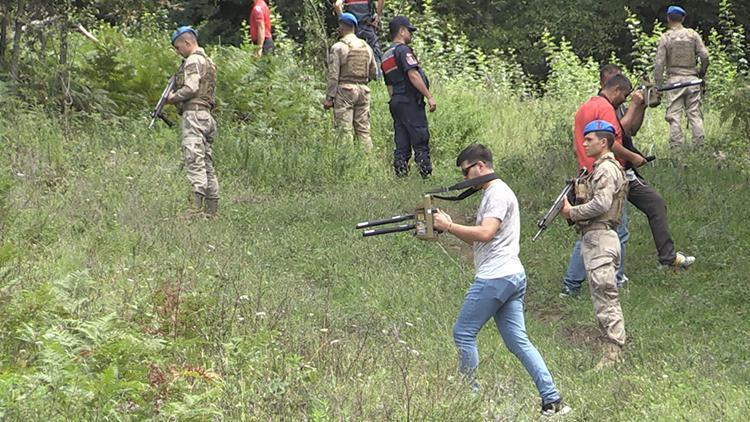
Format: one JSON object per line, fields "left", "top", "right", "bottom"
{"left": 453, "top": 273, "right": 561, "bottom": 405}
{"left": 563, "top": 205, "right": 629, "bottom": 291}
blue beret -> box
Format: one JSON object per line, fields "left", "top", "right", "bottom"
{"left": 667, "top": 6, "right": 686, "bottom": 16}
{"left": 339, "top": 12, "right": 358, "bottom": 27}
{"left": 583, "top": 120, "right": 616, "bottom": 136}
{"left": 171, "top": 26, "right": 197, "bottom": 45}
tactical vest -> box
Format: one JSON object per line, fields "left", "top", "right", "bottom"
{"left": 339, "top": 37, "right": 370, "bottom": 84}
{"left": 174, "top": 49, "right": 217, "bottom": 110}
{"left": 666, "top": 28, "right": 697, "bottom": 71}
{"left": 381, "top": 43, "right": 426, "bottom": 100}
{"left": 575, "top": 156, "right": 628, "bottom": 231}
{"left": 343, "top": 0, "right": 373, "bottom": 24}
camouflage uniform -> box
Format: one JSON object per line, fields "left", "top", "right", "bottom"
{"left": 569, "top": 152, "right": 628, "bottom": 347}
{"left": 172, "top": 48, "right": 219, "bottom": 212}
{"left": 655, "top": 26, "right": 709, "bottom": 147}
{"left": 326, "top": 33, "right": 377, "bottom": 149}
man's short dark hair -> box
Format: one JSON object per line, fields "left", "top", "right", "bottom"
{"left": 603, "top": 73, "right": 632, "bottom": 93}
{"left": 589, "top": 131, "right": 616, "bottom": 149}
{"left": 456, "top": 143, "right": 493, "bottom": 168}
{"left": 599, "top": 64, "right": 622, "bottom": 83}
{"left": 389, "top": 25, "right": 402, "bottom": 40}
{"left": 668, "top": 14, "right": 686, "bottom": 23}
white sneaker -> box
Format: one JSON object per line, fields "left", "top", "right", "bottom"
{"left": 672, "top": 252, "right": 696, "bottom": 269}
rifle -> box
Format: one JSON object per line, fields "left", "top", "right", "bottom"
{"left": 148, "top": 61, "right": 184, "bottom": 129}
{"left": 356, "top": 173, "right": 499, "bottom": 240}
{"left": 356, "top": 194, "right": 439, "bottom": 240}
{"left": 532, "top": 168, "right": 588, "bottom": 242}
{"left": 638, "top": 78, "right": 704, "bottom": 108}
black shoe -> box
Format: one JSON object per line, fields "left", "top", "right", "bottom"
{"left": 541, "top": 398, "right": 572, "bottom": 417}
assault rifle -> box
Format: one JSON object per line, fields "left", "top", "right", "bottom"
{"left": 638, "top": 78, "right": 704, "bottom": 108}
{"left": 532, "top": 168, "right": 587, "bottom": 242}
{"left": 356, "top": 173, "right": 499, "bottom": 240}
{"left": 148, "top": 61, "right": 184, "bottom": 129}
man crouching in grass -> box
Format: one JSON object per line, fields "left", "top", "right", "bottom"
{"left": 432, "top": 144, "right": 571, "bottom": 416}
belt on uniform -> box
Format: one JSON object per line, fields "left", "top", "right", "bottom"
{"left": 579, "top": 222, "right": 614, "bottom": 234}
{"left": 339, "top": 78, "right": 369, "bottom": 84}
{"left": 182, "top": 103, "right": 212, "bottom": 113}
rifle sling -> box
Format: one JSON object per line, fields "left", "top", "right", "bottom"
{"left": 427, "top": 173, "right": 499, "bottom": 201}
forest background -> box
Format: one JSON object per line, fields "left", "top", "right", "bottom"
{"left": 0, "top": 0, "right": 749, "bottom": 419}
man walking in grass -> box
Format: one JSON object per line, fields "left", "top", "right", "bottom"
{"left": 432, "top": 144, "right": 571, "bottom": 416}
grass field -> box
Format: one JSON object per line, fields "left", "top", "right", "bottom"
{"left": 1, "top": 81, "right": 748, "bottom": 420}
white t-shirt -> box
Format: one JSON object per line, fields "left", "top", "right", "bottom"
{"left": 473, "top": 179, "right": 525, "bottom": 279}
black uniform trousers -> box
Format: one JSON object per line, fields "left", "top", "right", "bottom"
{"left": 627, "top": 176, "right": 676, "bottom": 265}
{"left": 389, "top": 94, "right": 432, "bottom": 177}
{"left": 356, "top": 24, "right": 382, "bottom": 65}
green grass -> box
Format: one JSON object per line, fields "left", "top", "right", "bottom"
{"left": 0, "top": 82, "right": 748, "bottom": 420}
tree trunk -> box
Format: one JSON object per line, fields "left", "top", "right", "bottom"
{"left": 59, "top": 13, "right": 70, "bottom": 115}
{"left": 0, "top": 5, "right": 8, "bottom": 71}
{"left": 10, "top": 0, "right": 24, "bottom": 85}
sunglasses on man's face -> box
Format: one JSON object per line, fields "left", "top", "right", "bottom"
{"left": 462, "top": 161, "right": 480, "bottom": 177}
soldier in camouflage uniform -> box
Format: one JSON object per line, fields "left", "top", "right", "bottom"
{"left": 654, "top": 5, "right": 709, "bottom": 148}
{"left": 324, "top": 13, "right": 378, "bottom": 150}
{"left": 166, "top": 26, "right": 220, "bottom": 217}
{"left": 562, "top": 120, "right": 628, "bottom": 370}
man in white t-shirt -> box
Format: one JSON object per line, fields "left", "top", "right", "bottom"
{"left": 433, "top": 144, "right": 571, "bottom": 417}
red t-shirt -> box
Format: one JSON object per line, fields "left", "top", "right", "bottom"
{"left": 573, "top": 95, "right": 624, "bottom": 171}
{"left": 249, "top": 1, "right": 272, "bottom": 43}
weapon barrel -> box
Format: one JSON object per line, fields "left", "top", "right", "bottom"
{"left": 531, "top": 227, "right": 545, "bottom": 242}
{"left": 362, "top": 223, "right": 416, "bottom": 237}
{"left": 356, "top": 214, "right": 415, "bottom": 229}
{"left": 657, "top": 79, "right": 703, "bottom": 92}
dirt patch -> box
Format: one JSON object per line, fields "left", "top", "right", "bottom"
{"left": 562, "top": 324, "right": 602, "bottom": 351}
{"left": 526, "top": 300, "right": 565, "bottom": 325}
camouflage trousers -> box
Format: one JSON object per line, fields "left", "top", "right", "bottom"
{"left": 181, "top": 110, "right": 219, "bottom": 199}
{"left": 581, "top": 229, "right": 626, "bottom": 346}
{"left": 665, "top": 74, "right": 705, "bottom": 148}
{"left": 333, "top": 83, "right": 373, "bottom": 150}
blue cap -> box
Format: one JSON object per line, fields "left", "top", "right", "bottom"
{"left": 583, "top": 120, "right": 616, "bottom": 136}
{"left": 667, "top": 5, "right": 686, "bottom": 16}
{"left": 389, "top": 16, "right": 417, "bottom": 34}
{"left": 171, "top": 26, "right": 197, "bottom": 45}
{"left": 339, "top": 12, "right": 358, "bottom": 27}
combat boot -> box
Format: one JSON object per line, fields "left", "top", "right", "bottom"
{"left": 204, "top": 197, "right": 219, "bottom": 218}
{"left": 594, "top": 342, "right": 624, "bottom": 371}
{"left": 183, "top": 192, "right": 205, "bottom": 219}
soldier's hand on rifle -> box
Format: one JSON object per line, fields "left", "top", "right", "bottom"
{"left": 560, "top": 196, "right": 572, "bottom": 220}
{"left": 433, "top": 209, "right": 453, "bottom": 232}
{"left": 166, "top": 91, "right": 176, "bottom": 104}
{"left": 631, "top": 89, "right": 645, "bottom": 106}
{"left": 427, "top": 96, "right": 437, "bottom": 113}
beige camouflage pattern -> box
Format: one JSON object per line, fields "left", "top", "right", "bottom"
{"left": 173, "top": 48, "right": 217, "bottom": 111}
{"left": 181, "top": 110, "right": 219, "bottom": 199}
{"left": 582, "top": 229, "right": 625, "bottom": 346}
{"left": 654, "top": 26, "right": 709, "bottom": 147}
{"left": 570, "top": 154, "right": 628, "bottom": 230}
{"left": 173, "top": 48, "right": 219, "bottom": 200}
{"left": 570, "top": 153, "right": 627, "bottom": 347}
{"left": 327, "top": 33, "right": 377, "bottom": 149}
{"left": 664, "top": 75, "right": 705, "bottom": 147}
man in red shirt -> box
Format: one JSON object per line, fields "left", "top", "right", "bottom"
{"left": 573, "top": 75, "right": 646, "bottom": 172}
{"left": 249, "top": 0, "right": 273, "bottom": 57}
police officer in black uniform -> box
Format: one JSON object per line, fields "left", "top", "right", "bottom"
{"left": 381, "top": 16, "right": 436, "bottom": 178}
{"left": 334, "top": 0, "right": 384, "bottom": 69}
